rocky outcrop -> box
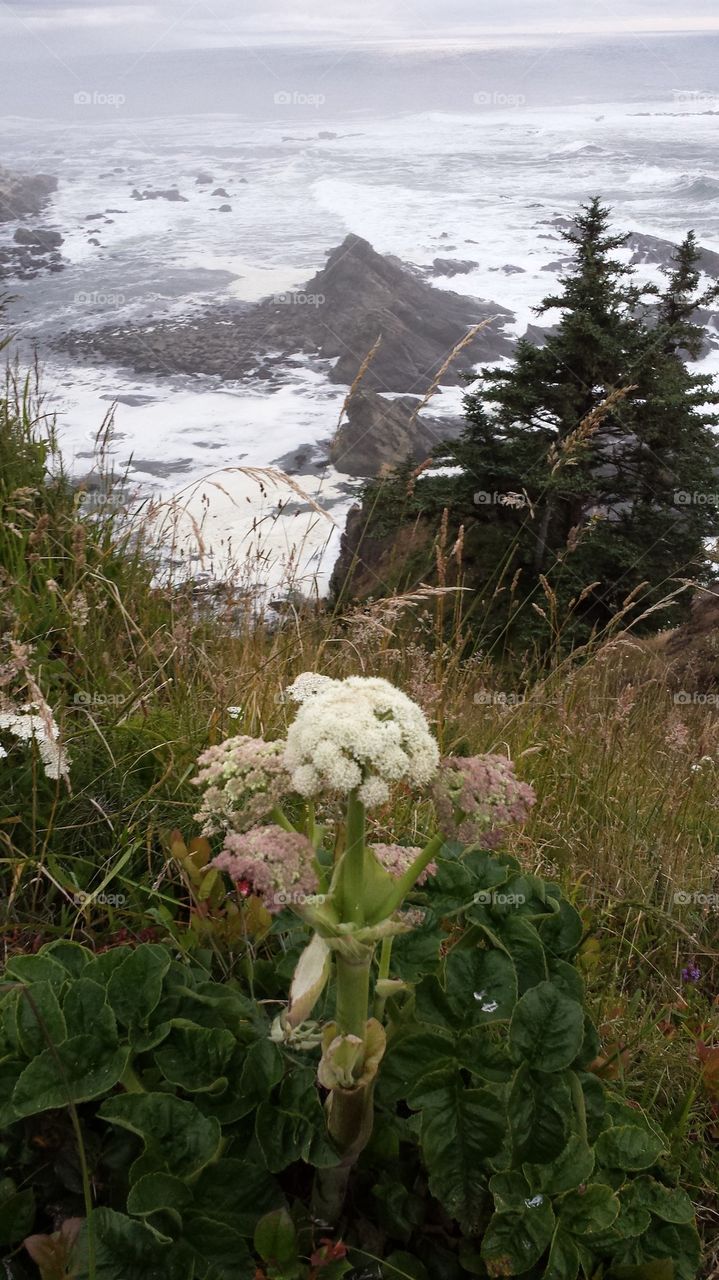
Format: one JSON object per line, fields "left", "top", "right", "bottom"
{"left": 431, "top": 258, "right": 479, "bottom": 277}
{"left": 0, "top": 168, "right": 57, "bottom": 222}
{"left": 662, "top": 583, "right": 719, "bottom": 691}
{"left": 328, "top": 503, "right": 436, "bottom": 605}
{"left": 329, "top": 389, "right": 462, "bottom": 477}
{"left": 14, "top": 227, "right": 63, "bottom": 249}
{"left": 130, "top": 188, "right": 187, "bottom": 202}
{"left": 57, "top": 233, "right": 513, "bottom": 393}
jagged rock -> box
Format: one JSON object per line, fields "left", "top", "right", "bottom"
{"left": 55, "top": 233, "right": 513, "bottom": 393}
{"left": 130, "top": 188, "right": 188, "bottom": 202}
{"left": 217, "top": 204, "right": 232, "bottom": 212}
{"left": 0, "top": 168, "right": 57, "bottom": 222}
{"left": 431, "top": 258, "right": 478, "bottom": 276}
{"left": 329, "top": 389, "right": 462, "bottom": 477}
{"left": 211, "top": 187, "right": 230, "bottom": 197}
{"left": 195, "top": 173, "right": 214, "bottom": 184}
{"left": 13, "top": 227, "right": 63, "bottom": 248}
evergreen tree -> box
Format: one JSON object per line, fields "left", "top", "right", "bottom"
{"left": 429, "top": 199, "right": 719, "bottom": 642}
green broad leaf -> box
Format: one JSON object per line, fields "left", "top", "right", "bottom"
{"left": 107, "top": 944, "right": 172, "bottom": 1028}
{"left": 537, "top": 900, "right": 584, "bottom": 957}
{"left": 558, "top": 1183, "right": 620, "bottom": 1235}
{"left": 256, "top": 1067, "right": 338, "bottom": 1173}
{"left": 41, "top": 941, "right": 92, "bottom": 977}
{"left": 456, "top": 1025, "right": 515, "bottom": 1083}
{"left": 254, "top": 1207, "right": 297, "bottom": 1265}
{"left": 390, "top": 928, "right": 443, "bottom": 982}
{"left": 624, "top": 1177, "right": 695, "bottom": 1225}
{"left": 509, "top": 981, "right": 584, "bottom": 1072}
{"left": 595, "top": 1126, "right": 665, "bottom": 1172}
{"left": 5, "top": 954, "right": 66, "bottom": 986}
{"left": 574, "top": 1013, "right": 601, "bottom": 1069}
{"left": 130, "top": 1022, "right": 172, "bottom": 1053}
{"left": 446, "top": 946, "right": 518, "bottom": 1025}
{"left": 154, "top": 1024, "right": 236, "bottom": 1092}
{"left": 63, "top": 978, "right": 117, "bottom": 1041}
{"left": 413, "top": 975, "right": 458, "bottom": 1029}
{"left": 482, "top": 1200, "right": 556, "bottom": 1276}
{"left": 183, "top": 1215, "right": 254, "bottom": 1278}
{"left": 412, "top": 1073, "right": 503, "bottom": 1231}
{"left": 377, "top": 1027, "right": 455, "bottom": 1104}
{"left": 0, "top": 1061, "right": 23, "bottom": 1126}
{"left": 84, "top": 946, "right": 134, "bottom": 984}
{"left": 99, "top": 1093, "right": 222, "bottom": 1177}
{"left": 509, "top": 1064, "right": 572, "bottom": 1162}
{"left": 623, "top": 1222, "right": 701, "bottom": 1280}
{"left": 127, "top": 1173, "right": 192, "bottom": 1218}
{"left": 0, "top": 1184, "right": 35, "bottom": 1245}
{"left": 384, "top": 1252, "right": 430, "bottom": 1279}
{"left": 489, "top": 1169, "right": 532, "bottom": 1210}
{"left": 12, "top": 1035, "right": 130, "bottom": 1117}
{"left": 427, "top": 853, "right": 480, "bottom": 913}
{"left": 547, "top": 959, "right": 585, "bottom": 1004}
{"left": 73, "top": 1207, "right": 193, "bottom": 1280}
{"left": 497, "top": 917, "right": 548, "bottom": 994}
{"left": 593, "top": 1195, "right": 651, "bottom": 1244}
{"left": 543, "top": 1227, "right": 580, "bottom": 1280}
{"left": 15, "top": 979, "right": 67, "bottom": 1058}
{"left": 194, "top": 1159, "right": 285, "bottom": 1236}
{"left": 523, "top": 1133, "right": 595, "bottom": 1195}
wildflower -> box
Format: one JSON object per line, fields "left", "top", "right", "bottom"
{"left": 665, "top": 716, "right": 690, "bottom": 752}
{"left": 211, "top": 824, "right": 318, "bottom": 913}
{"left": 0, "top": 707, "right": 70, "bottom": 782}
{"left": 192, "top": 735, "right": 290, "bottom": 834}
{"left": 681, "top": 963, "right": 701, "bottom": 984}
{"left": 285, "top": 672, "right": 341, "bottom": 703}
{"left": 432, "top": 753, "right": 535, "bottom": 848}
{"left": 227, "top": 706, "right": 242, "bottom": 719}
{"left": 284, "top": 676, "right": 439, "bottom": 809}
{"left": 371, "top": 843, "right": 436, "bottom": 885}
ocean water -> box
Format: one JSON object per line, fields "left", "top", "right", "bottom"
{"left": 2, "top": 35, "right": 719, "bottom": 590}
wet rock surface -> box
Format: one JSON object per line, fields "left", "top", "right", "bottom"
{"left": 56, "top": 233, "right": 513, "bottom": 393}
{"left": 329, "top": 389, "right": 463, "bottom": 477}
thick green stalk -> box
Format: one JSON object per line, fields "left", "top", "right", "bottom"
{"left": 338, "top": 791, "right": 366, "bottom": 925}
{"left": 373, "top": 936, "right": 394, "bottom": 1021}
{"left": 385, "top": 833, "right": 444, "bottom": 910}
{"left": 335, "top": 952, "right": 371, "bottom": 1039}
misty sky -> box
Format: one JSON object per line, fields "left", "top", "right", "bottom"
{"left": 2, "top": 0, "right": 719, "bottom": 59}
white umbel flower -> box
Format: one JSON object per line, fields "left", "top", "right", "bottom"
{"left": 285, "top": 672, "right": 341, "bottom": 704}
{"left": 0, "top": 709, "right": 70, "bottom": 782}
{"left": 283, "top": 675, "right": 439, "bottom": 808}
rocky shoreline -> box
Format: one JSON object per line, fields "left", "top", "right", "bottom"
{"left": 0, "top": 167, "right": 63, "bottom": 281}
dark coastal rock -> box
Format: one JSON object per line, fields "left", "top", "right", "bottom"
{"left": 431, "top": 258, "right": 479, "bottom": 276}
{"left": 212, "top": 187, "right": 230, "bottom": 197}
{"left": 0, "top": 168, "right": 57, "bottom": 222}
{"left": 329, "top": 389, "right": 463, "bottom": 477}
{"left": 13, "top": 227, "right": 63, "bottom": 248}
{"left": 195, "top": 173, "right": 214, "bottom": 184}
{"left": 217, "top": 204, "right": 232, "bottom": 212}
{"left": 55, "top": 233, "right": 514, "bottom": 394}
{"left": 130, "top": 188, "right": 188, "bottom": 202}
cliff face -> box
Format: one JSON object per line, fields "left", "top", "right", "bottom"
{"left": 329, "top": 503, "right": 437, "bottom": 605}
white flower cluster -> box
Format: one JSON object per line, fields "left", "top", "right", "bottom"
{"left": 0, "top": 708, "right": 70, "bottom": 782}
{"left": 283, "top": 674, "right": 439, "bottom": 808}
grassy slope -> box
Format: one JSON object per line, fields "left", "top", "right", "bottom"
{"left": 1, "top": 359, "right": 718, "bottom": 1270}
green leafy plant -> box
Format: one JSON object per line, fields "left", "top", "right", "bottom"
{"left": 0, "top": 671, "right": 701, "bottom": 1278}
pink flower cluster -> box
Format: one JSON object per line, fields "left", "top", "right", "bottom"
{"left": 211, "top": 824, "right": 319, "bottom": 913}
{"left": 371, "top": 843, "right": 437, "bottom": 886}
{"left": 432, "top": 754, "right": 535, "bottom": 848}
{"left": 192, "top": 735, "right": 289, "bottom": 834}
